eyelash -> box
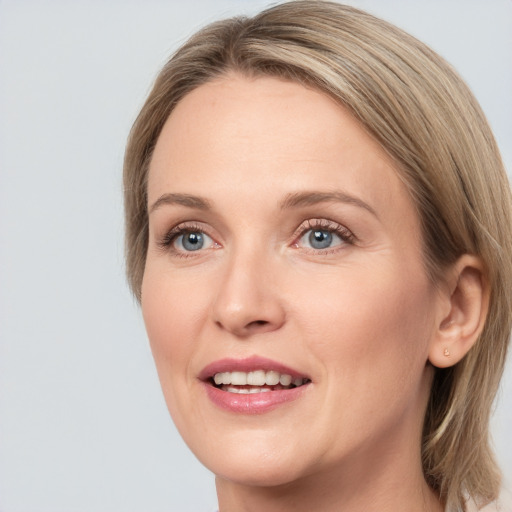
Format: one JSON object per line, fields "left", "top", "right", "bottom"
{"left": 157, "top": 219, "right": 356, "bottom": 256}
{"left": 292, "top": 219, "right": 356, "bottom": 253}
{"left": 157, "top": 222, "right": 214, "bottom": 254}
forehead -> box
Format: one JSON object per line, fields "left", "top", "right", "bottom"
{"left": 148, "top": 74, "right": 414, "bottom": 225}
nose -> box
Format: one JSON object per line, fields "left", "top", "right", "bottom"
{"left": 211, "top": 249, "right": 286, "bottom": 338}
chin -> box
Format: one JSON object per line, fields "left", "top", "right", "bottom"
{"left": 212, "top": 458, "right": 308, "bottom": 488}
{"left": 186, "top": 428, "right": 312, "bottom": 487}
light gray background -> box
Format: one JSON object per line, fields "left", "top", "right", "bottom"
{"left": 0, "top": 1, "right": 511, "bottom": 511}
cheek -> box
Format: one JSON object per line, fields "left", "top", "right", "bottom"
{"left": 292, "top": 263, "right": 436, "bottom": 450}
{"left": 140, "top": 265, "right": 215, "bottom": 439}
{"left": 141, "top": 265, "right": 208, "bottom": 385}
{"left": 297, "top": 260, "right": 435, "bottom": 388}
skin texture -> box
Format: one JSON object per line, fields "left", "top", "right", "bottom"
{"left": 141, "top": 74, "right": 485, "bottom": 512}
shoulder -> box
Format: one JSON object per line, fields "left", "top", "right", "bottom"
{"left": 466, "top": 488, "right": 512, "bottom": 512}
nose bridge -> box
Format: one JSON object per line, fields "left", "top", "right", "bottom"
{"left": 212, "top": 240, "right": 285, "bottom": 336}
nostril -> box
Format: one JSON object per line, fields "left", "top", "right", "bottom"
{"left": 248, "top": 320, "right": 269, "bottom": 328}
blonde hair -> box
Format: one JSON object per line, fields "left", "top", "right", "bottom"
{"left": 124, "top": 2, "right": 512, "bottom": 510}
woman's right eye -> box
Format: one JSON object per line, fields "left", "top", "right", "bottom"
{"left": 157, "top": 221, "right": 220, "bottom": 255}
{"left": 173, "top": 231, "right": 215, "bottom": 252}
{"left": 157, "top": 220, "right": 222, "bottom": 256}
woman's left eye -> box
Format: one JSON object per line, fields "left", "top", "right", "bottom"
{"left": 301, "top": 229, "right": 341, "bottom": 249}
{"left": 295, "top": 221, "right": 355, "bottom": 251}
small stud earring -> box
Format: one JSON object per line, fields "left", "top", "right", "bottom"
{"left": 443, "top": 348, "right": 450, "bottom": 357}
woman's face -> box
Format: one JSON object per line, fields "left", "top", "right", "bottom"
{"left": 142, "top": 75, "right": 441, "bottom": 487}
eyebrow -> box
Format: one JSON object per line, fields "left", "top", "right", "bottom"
{"left": 149, "top": 193, "right": 212, "bottom": 214}
{"left": 280, "top": 191, "right": 377, "bottom": 217}
{"left": 149, "top": 190, "right": 377, "bottom": 217}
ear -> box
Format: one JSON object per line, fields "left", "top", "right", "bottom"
{"left": 429, "top": 255, "right": 489, "bottom": 369}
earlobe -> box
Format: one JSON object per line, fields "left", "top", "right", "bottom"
{"left": 428, "top": 255, "right": 489, "bottom": 369}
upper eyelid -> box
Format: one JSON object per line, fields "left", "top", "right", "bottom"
{"left": 157, "top": 221, "right": 216, "bottom": 247}
{"left": 293, "top": 218, "right": 355, "bottom": 237}
{"left": 157, "top": 217, "right": 355, "bottom": 249}
{"left": 164, "top": 220, "right": 212, "bottom": 235}
{"left": 166, "top": 218, "right": 352, "bottom": 235}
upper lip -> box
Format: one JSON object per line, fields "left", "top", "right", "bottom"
{"left": 198, "top": 356, "right": 310, "bottom": 381}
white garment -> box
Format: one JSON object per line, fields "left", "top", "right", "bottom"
{"left": 212, "top": 488, "right": 512, "bottom": 512}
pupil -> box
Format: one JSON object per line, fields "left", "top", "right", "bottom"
{"left": 309, "top": 230, "right": 332, "bottom": 249}
{"left": 183, "top": 232, "right": 204, "bottom": 251}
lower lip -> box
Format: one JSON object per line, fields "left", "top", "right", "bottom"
{"left": 203, "top": 383, "right": 310, "bottom": 414}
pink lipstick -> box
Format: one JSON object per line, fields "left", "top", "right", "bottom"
{"left": 200, "top": 356, "right": 311, "bottom": 414}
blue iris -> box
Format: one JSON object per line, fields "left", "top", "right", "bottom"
{"left": 182, "top": 232, "right": 204, "bottom": 251}
{"left": 309, "top": 230, "right": 333, "bottom": 249}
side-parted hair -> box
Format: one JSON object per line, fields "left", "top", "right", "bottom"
{"left": 124, "top": 2, "right": 512, "bottom": 510}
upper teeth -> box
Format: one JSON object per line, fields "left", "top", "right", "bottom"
{"left": 213, "top": 370, "right": 304, "bottom": 387}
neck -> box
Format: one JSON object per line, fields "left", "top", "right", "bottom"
{"left": 216, "top": 455, "right": 443, "bottom": 512}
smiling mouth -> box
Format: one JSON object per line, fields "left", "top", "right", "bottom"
{"left": 210, "top": 370, "right": 311, "bottom": 394}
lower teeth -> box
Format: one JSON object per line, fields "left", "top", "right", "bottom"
{"left": 222, "top": 386, "right": 272, "bottom": 394}
{"left": 219, "top": 383, "right": 303, "bottom": 394}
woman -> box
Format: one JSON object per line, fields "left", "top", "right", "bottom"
{"left": 123, "top": 1, "right": 512, "bottom": 511}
